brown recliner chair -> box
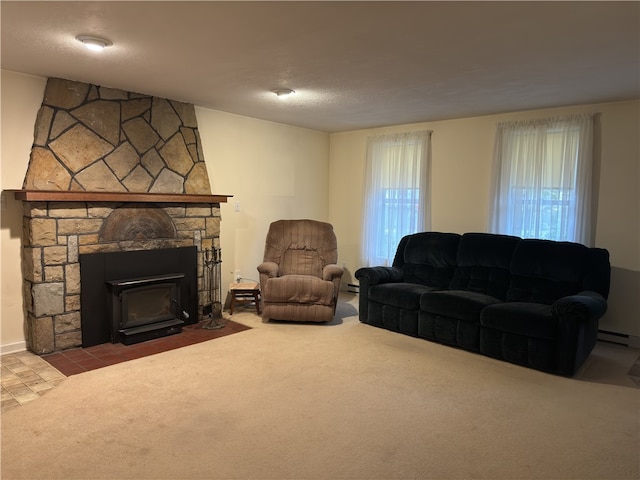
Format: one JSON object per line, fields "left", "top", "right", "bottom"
{"left": 257, "top": 219, "right": 344, "bottom": 322}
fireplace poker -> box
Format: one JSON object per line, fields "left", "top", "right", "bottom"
{"left": 203, "top": 247, "right": 226, "bottom": 330}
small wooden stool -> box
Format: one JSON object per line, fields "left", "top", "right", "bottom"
{"left": 229, "top": 282, "right": 261, "bottom": 315}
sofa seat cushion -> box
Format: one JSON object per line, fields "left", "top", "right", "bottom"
{"left": 420, "top": 290, "right": 503, "bottom": 322}
{"left": 481, "top": 302, "right": 557, "bottom": 340}
{"left": 264, "top": 275, "right": 334, "bottom": 305}
{"left": 369, "top": 283, "right": 436, "bottom": 310}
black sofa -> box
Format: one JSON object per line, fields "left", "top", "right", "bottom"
{"left": 355, "top": 232, "right": 610, "bottom": 376}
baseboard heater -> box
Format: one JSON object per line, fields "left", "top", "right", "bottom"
{"left": 346, "top": 283, "right": 359, "bottom": 294}
{"left": 597, "top": 329, "right": 640, "bottom": 348}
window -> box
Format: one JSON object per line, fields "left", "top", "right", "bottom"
{"left": 362, "top": 130, "right": 432, "bottom": 266}
{"left": 489, "top": 114, "right": 595, "bottom": 245}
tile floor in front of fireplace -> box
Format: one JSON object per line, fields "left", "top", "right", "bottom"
{"left": 1, "top": 318, "right": 251, "bottom": 413}
{"left": 1, "top": 350, "right": 67, "bottom": 413}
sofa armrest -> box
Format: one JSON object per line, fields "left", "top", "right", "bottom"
{"left": 354, "top": 266, "right": 404, "bottom": 286}
{"left": 552, "top": 291, "right": 608, "bottom": 320}
{"left": 552, "top": 291, "right": 608, "bottom": 376}
{"left": 354, "top": 267, "right": 404, "bottom": 323}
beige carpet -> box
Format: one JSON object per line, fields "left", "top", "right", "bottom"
{"left": 1, "top": 297, "right": 639, "bottom": 480}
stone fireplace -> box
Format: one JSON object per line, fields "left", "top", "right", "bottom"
{"left": 11, "top": 77, "right": 231, "bottom": 354}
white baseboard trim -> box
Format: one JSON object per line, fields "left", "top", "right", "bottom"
{"left": 0, "top": 341, "right": 27, "bottom": 355}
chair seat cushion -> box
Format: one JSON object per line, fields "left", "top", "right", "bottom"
{"left": 481, "top": 302, "right": 557, "bottom": 340}
{"left": 420, "top": 290, "right": 503, "bottom": 322}
{"left": 264, "top": 274, "right": 334, "bottom": 305}
{"left": 369, "top": 283, "right": 437, "bottom": 310}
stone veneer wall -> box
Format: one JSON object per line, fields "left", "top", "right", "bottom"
{"left": 23, "top": 77, "right": 211, "bottom": 194}
{"left": 20, "top": 78, "right": 222, "bottom": 354}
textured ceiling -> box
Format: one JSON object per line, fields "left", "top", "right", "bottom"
{"left": 2, "top": 1, "right": 638, "bottom": 133}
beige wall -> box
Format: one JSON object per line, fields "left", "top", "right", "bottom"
{"left": 1, "top": 71, "right": 48, "bottom": 352}
{"left": 195, "top": 107, "right": 330, "bottom": 301}
{"left": 329, "top": 100, "right": 640, "bottom": 337}
{"left": 1, "top": 68, "right": 638, "bottom": 351}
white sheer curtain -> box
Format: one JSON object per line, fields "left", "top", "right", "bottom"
{"left": 489, "top": 114, "right": 595, "bottom": 245}
{"left": 362, "top": 130, "right": 432, "bottom": 266}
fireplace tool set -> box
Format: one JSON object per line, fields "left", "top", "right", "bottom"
{"left": 202, "top": 247, "right": 226, "bottom": 330}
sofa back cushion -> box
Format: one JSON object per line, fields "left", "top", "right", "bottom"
{"left": 506, "top": 239, "right": 610, "bottom": 304}
{"left": 449, "top": 233, "right": 520, "bottom": 300}
{"left": 393, "top": 232, "right": 461, "bottom": 288}
{"left": 582, "top": 248, "right": 611, "bottom": 298}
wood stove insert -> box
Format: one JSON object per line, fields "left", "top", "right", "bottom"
{"left": 80, "top": 246, "right": 198, "bottom": 347}
{"left": 107, "top": 273, "right": 186, "bottom": 345}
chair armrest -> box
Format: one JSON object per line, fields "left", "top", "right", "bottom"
{"left": 324, "top": 264, "right": 345, "bottom": 305}
{"left": 257, "top": 261, "right": 279, "bottom": 277}
{"left": 552, "top": 291, "right": 608, "bottom": 320}
{"left": 354, "top": 266, "right": 404, "bottom": 286}
{"left": 257, "top": 262, "right": 279, "bottom": 301}
{"left": 323, "top": 264, "right": 344, "bottom": 281}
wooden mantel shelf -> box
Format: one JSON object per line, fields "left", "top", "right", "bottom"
{"left": 7, "top": 190, "right": 232, "bottom": 204}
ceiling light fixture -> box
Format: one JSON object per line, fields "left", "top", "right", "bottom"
{"left": 76, "top": 35, "right": 112, "bottom": 52}
{"left": 272, "top": 88, "right": 295, "bottom": 99}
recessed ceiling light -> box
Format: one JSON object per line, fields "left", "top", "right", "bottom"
{"left": 76, "top": 35, "right": 112, "bottom": 52}
{"left": 272, "top": 88, "right": 295, "bottom": 99}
